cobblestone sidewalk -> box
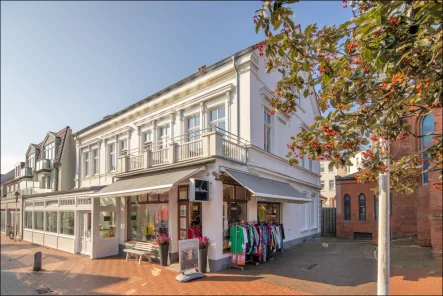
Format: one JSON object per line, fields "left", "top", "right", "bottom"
{"left": 1, "top": 237, "right": 441, "bottom": 295}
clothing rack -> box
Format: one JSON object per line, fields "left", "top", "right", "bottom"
{"left": 230, "top": 222, "right": 245, "bottom": 271}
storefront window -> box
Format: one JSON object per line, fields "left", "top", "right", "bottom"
{"left": 223, "top": 184, "right": 248, "bottom": 251}
{"left": 0, "top": 211, "right": 5, "bottom": 232}
{"left": 25, "top": 212, "right": 32, "bottom": 229}
{"left": 128, "top": 194, "right": 169, "bottom": 241}
{"left": 60, "top": 211, "right": 74, "bottom": 235}
{"left": 257, "top": 202, "right": 280, "bottom": 223}
{"left": 46, "top": 212, "right": 58, "bottom": 233}
{"left": 99, "top": 211, "right": 116, "bottom": 238}
{"left": 34, "top": 211, "right": 44, "bottom": 231}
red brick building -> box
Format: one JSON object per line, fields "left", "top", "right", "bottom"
{"left": 336, "top": 109, "right": 442, "bottom": 257}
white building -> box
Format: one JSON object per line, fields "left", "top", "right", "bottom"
{"left": 17, "top": 45, "right": 322, "bottom": 271}
{"left": 320, "top": 151, "right": 363, "bottom": 207}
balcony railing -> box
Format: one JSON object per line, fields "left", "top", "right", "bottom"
{"left": 5, "top": 187, "right": 53, "bottom": 198}
{"left": 36, "top": 159, "right": 52, "bottom": 171}
{"left": 20, "top": 167, "right": 33, "bottom": 178}
{"left": 117, "top": 127, "right": 249, "bottom": 174}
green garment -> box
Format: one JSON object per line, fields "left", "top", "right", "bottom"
{"left": 229, "top": 226, "right": 244, "bottom": 254}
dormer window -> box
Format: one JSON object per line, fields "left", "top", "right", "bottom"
{"left": 27, "top": 153, "right": 35, "bottom": 170}
{"left": 44, "top": 142, "right": 55, "bottom": 160}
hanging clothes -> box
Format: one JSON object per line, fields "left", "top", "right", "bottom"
{"left": 229, "top": 225, "right": 245, "bottom": 254}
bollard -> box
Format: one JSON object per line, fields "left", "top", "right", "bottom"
{"left": 33, "top": 251, "right": 42, "bottom": 271}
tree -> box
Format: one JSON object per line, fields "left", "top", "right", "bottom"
{"left": 253, "top": 0, "right": 442, "bottom": 194}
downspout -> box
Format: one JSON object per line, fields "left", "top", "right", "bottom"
{"left": 232, "top": 56, "right": 240, "bottom": 141}
{"left": 54, "top": 165, "right": 59, "bottom": 191}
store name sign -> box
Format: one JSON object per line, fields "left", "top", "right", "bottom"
{"left": 189, "top": 178, "right": 209, "bottom": 202}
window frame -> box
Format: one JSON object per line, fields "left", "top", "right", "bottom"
{"left": 209, "top": 106, "right": 226, "bottom": 131}
{"left": 358, "top": 193, "right": 366, "bottom": 221}
{"left": 108, "top": 143, "right": 116, "bottom": 172}
{"left": 320, "top": 164, "right": 325, "bottom": 173}
{"left": 33, "top": 211, "right": 44, "bottom": 232}
{"left": 344, "top": 194, "right": 351, "bottom": 221}
{"left": 60, "top": 211, "right": 75, "bottom": 236}
{"left": 329, "top": 180, "right": 335, "bottom": 191}
{"left": 83, "top": 151, "right": 89, "bottom": 177}
{"left": 186, "top": 114, "right": 201, "bottom": 142}
{"left": 264, "top": 110, "right": 272, "bottom": 152}
{"left": 45, "top": 211, "right": 58, "bottom": 233}
{"left": 44, "top": 142, "right": 55, "bottom": 160}
{"left": 27, "top": 153, "right": 35, "bottom": 169}
{"left": 92, "top": 149, "right": 99, "bottom": 175}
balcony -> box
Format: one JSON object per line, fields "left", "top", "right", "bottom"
{"left": 5, "top": 187, "right": 53, "bottom": 199}
{"left": 20, "top": 167, "right": 33, "bottom": 178}
{"left": 118, "top": 128, "right": 249, "bottom": 174}
{"left": 36, "top": 159, "right": 52, "bottom": 172}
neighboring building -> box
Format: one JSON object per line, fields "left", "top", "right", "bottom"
{"left": 68, "top": 43, "right": 322, "bottom": 270}
{"left": 320, "top": 152, "right": 363, "bottom": 207}
{"left": 336, "top": 109, "right": 442, "bottom": 257}
{"left": 1, "top": 126, "right": 76, "bottom": 241}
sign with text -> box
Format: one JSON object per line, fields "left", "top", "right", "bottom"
{"left": 189, "top": 178, "right": 209, "bottom": 202}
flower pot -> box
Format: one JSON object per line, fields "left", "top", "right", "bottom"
{"left": 159, "top": 244, "right": 169, "bottom": 266}
{"left": 198, "top": 248, "right": 208, "bottom": 273}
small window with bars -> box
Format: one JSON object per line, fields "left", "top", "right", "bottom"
{"left": 60, "top": 199, "right": 75, "bottom": 206}
{"left": 78, "top": 197, "right": 92, "bottom": 205}
{"left": 46, "top": 199, "right": 58, "bottom": 207}
{"left": 25, "top": 201, "right": 33, "bottom": 208}
{"left": 34, "top": 201, "right": 44, "bottom": 207}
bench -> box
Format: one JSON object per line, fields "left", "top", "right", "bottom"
{"left": 123, "top": 242, "right": 158, "bottom": 264}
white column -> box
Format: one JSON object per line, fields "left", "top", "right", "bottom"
{"left": 169, "top": 113, "right": 175, "bottom": 142}
{"left": 137, "top": 126, "right": 142, "bottom": 154}
{"left": 152, "top": 120, "right": 157, "bottom": 149}
{"left": 88, "top": 145, "right": 92, "bottom": 176}
{"left": 114, "top": 135, "right": 118, "bottom": 171}
{"left": 127, "top": 130, "right": 131, "bottom": 153}
{"left": 169, "top": 186, "right": 178, "bottom": 254}
{"left": 104, "top": 139, "right": 108, "bottom": 173}
{"left": 200, "top": 102, "right": 206, "bottom": 132}
{"left": 225, "top": 91, "right": 231, "bottom": 134}
{"left": 202, "top": 178, "right": 223, "bottom": 264}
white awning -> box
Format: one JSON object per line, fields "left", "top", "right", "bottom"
{"left": 91, "top": 166, "right": 205, "bottom": 198}
{"left": 221, "top": 168, "right": 311, "bottom": 203}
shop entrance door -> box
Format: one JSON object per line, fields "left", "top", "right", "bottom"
{"left": 79, "top": 211, "right": 92, "bottom": 255}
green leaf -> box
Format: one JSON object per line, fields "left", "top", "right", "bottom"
{"left": 303, "top": 61, "right": 310, "bottom": 72}
{"left": 303, "top": 89, "right": 309, "bottom": 98}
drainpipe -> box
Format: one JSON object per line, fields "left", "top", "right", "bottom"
{"left": 232, "top": 56, "right": 240, "bottom": 141}
{"left": 54, "top": 165, "right": 59, "bottom": 191}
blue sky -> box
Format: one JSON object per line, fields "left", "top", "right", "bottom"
{"left": 1, "top": 1, "right": 352, "bottom": 173}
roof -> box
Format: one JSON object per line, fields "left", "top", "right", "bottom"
{"left": 35, "top": 126, "right": 70, "bottom": 164}
{"left": 22, "top": 186, "right": 106, "bottom": 199}
{"left": 1, "top": 169, "right": 15, "bottom": 184}
{"left": 74, "top": 45, "right": 257, "bottom": 136}
{"left": 336, "top": 174, "right": 357, "bottom": 181}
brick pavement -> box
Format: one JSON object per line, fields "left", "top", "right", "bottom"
{"left": 1, "top": 237, "right": 441, "bottom": 295}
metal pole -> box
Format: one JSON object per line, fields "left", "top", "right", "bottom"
{"left": 377, "top": 132, "right": 390, "bottom": 295}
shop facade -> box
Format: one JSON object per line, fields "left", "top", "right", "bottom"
{"left": 0, "top": 196, "right": 22, "bottom": 237}
{"left": 22, "top": 187, "right": 102, "bottom": 256}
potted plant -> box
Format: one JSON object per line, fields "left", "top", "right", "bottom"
{"left": 156, "top": 234, "right": 171, "bottom": 266}
{"left": 198, "top": 236, "right": 209, "bottom": 273}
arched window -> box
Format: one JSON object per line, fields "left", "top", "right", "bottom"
{"left": 421, "top": 114, "right": 434, "bottom": 184}
{"left": 359, "top": 194, "right": 366, "bottom": 221}
{"left": 344, "top": 194, "right": 351, "bottom": 221}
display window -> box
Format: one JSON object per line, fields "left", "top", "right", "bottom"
{"left": 222, "top": 183, "right": 248, "bottom": 252}
{"left": 127, "top": 194, "right": 169, "bottom": 242}
{"left": 257, "top": 202, "right": 280, "bottom": 223}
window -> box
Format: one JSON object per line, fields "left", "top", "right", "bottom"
{"left": 46, "top": 199, "right": 58, "bottom": 207}
{"left": 120, "top": 139, "right": 127, "bottom": 153}
{"left": 44, "top": 142, "right": 55, "bottom": 160}
{"left": 187, "top": 115, "right": 201, "bottom": 142}
{"left": 99, "top": 212, "right": 116, "bottom": 238}
{"left": 309, "top": 159, "right": 313, "bottom": 170}
{"left": 158, "top": 125, "right": 170, "bottom": 149}
{"left": 301, "top": 192, "right": 309, "bottom": 230}
{"left": 128, "top": 194, "right": 169, "bottom": 241}
{"left": 60, "top": 212, "right": 74, "bottom": 235}
{"left": 344, "top": 194, "right": 351, "bottom": 221}
{"left": 60, "top": 199, "right": 75, "bottom": 206}
{"left": 100, "top": 197, "right": 116, "bottom": 206}
{"left": 46, "top": 212, "right": 57, "bottom": 233}
{"left": 310, "top": 194, "right": 317, "bottom": 228}
{"left": 328, "top": 166, "right": 334, "bottom": 172}
{"left": 421, "top": 114, "right": 434, "bottom": 184}
{"left": 320, "top": 164, "right": 325, "bottom": 173}
{"left": 83, "top": 151, "right": 89, "bottom": 177}
{"left": 0, "top": 211, "right": 5, "bottom": 232}
{"left": 143, "top": 131, "right": 152, "bottom": 143}
{"left": 92, "top": 149, "right": 99, "bottom": 175}
{"left": 374, "top": 193, "right": 393, "bottom": 221}
{"left": 209, "top": 106, "right": 226, "bottom": 131}
{"left": 329, "top": 180, "right": 335, "bottom": 191}
{"left": 257, "top": 202, "right": 280, "bottom": 223}
{"left": 25, "top": 212, "right": 33, "bottom": 229}
{"left": 34, "top": 212, "right": 44, "bottom": 231}
{"left": 320, "top": 180, "right": 325, "bottom": 190}
{"left": 78, "top": 197, "right": 92, "bottom": 205}
{"left": 223, "top": 184, "right": 247, "bottom": 251}
{"left": 359, "top": 194, "right": 366, "bottom": 221}
{"left": 27, "top": 153, "right": 35, "bottom": 170}
{"left": 108, "top": 143, "right": 116, "bottom": 172}
{"left": 264, "top": 111, "right": 272, "bottom": 152}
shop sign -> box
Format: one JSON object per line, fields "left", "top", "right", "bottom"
{"left": 178, "top": 238, "right": 199, "bottom": 272}
{"left": 189, "top": 178, "right": 209, "bottom": 202}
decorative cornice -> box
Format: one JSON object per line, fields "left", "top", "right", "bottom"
{"left": 78, "top": 137, "right": 102, "bottom": 149}
{"left": 100, "top": 126, "right": 132, "bottom": 140}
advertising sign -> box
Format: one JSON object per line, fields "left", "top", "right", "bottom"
{"left": 178, "top": 239, "right": 199, "bottom": 272}
{"left": 189, "top": 178, "right": 209, "bottom": 202}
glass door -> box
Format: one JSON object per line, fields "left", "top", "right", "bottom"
{"left": 79, "top": 212, "right": 92, "bottom": 255}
